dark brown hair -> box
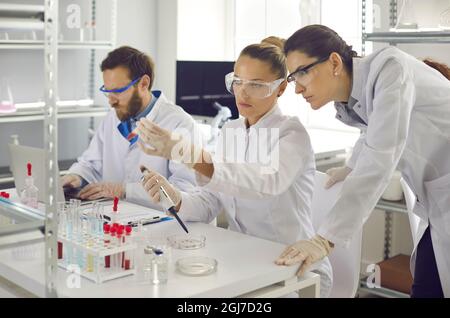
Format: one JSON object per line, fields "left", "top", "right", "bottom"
{"left": 239, "top": 36, "right": 287, "bottom": 78}
{"left": 423, "top": 59, "right": 450, "bottom": 80}
{"left": 101, "top": 46, "right": 155, "bottom": 90}
{"left": 284, "top": 24, "right": 357, "bottom": 74}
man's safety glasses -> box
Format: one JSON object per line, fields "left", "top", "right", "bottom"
{"left": 99, "top": 76, "right": 142, "bottom": 98}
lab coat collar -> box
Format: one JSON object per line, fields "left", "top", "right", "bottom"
{"left": 349, "top": 57, "right": 364, "bottom": 102}
{"left": 144, "top": 90, "right": 165, "bottom": 122}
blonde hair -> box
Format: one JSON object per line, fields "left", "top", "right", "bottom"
{"left": 261, "top": 36, "right": 285, "bottom": 49}
{"left": 239, "top": 36, "right": 287, "bottom": 78}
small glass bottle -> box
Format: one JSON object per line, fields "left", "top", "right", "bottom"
{"left": 143, "top": 246, "right": 168, "bottom": 285}
{"left": 151, "top": 251, "right": 168, "bottom": 285}
{"left": 20, "top": 163, "right": 38, "bottom": 209}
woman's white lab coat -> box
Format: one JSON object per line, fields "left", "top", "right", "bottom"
{"left": 179, "top": 105, "right": 333, "bottom": 297}
{"left": 316, "top": 47, "right": 450, "bottom": 296}
{"left": 69, "top": 91, "right": 198, "bottom": 209}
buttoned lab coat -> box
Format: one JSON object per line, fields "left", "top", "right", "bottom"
{"left": 179, "top": 105, "right": 333, "bottom": 297}
{"left": 69, "top": 91, "right": 198, "bottom": 209}
{"left": 317, "top": 47, "right": 450, "bottom": 296}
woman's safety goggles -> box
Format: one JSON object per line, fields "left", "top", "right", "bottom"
{"left": 225, "top": 72, "right": 285, "bottom": 99}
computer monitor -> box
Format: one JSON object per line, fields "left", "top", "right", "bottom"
{"left": 175, "top": 61, "right": 238, "bottom": 119}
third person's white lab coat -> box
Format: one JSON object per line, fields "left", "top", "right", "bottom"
{"left": 179, "top": 105, "right": 333, "bottom": 297}
{"left": 317, "top": 47, "right": 450, "bottom": 297}
{"left": 69, "top": 91, "right": 198, "bottom": 209}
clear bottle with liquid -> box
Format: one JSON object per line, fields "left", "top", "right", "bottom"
{"left": 142, "top": 246, "right": 168, "bottom": 284}
{"left": 21, "top": 163, "right": 38, "bottom": 209}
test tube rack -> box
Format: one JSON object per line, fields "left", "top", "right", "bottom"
{"left": 57, "top": 234, "right": 137, "bottom": 284}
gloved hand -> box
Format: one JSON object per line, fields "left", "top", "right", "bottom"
{"left": 141, "top": 166, "right": 181, "bottom": 211}
{"left": 136, "top": 118, "right": 201, "bottom": 168}
{"left": 61, "top": 174, "right": 82, "bottom": 188}
{"left": 325, "top": 166, "right": 352, "bottom": 189}
{"left": 78, "top": 182, "right": 125, "bottom": 200}
{"left": 275, "top": 235, "right": 334, "bottom": 276}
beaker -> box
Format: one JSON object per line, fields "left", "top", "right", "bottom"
{"left": 0, "top": 78, "right": 16, "bottom": 113}
{"left": 395, "top": 0, "right": 418, "bottom": 30}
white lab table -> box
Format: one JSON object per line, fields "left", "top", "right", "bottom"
{"left": 0, "top": 214, "right": 320, "bottom": 298}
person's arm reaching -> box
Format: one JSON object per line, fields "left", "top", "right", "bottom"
{"left": 137, "top": 117, "right": 313, "bottom": 199}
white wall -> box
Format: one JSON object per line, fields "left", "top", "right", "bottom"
{"left": 177, "top": 0, "right": 233, "bottom": 61}
{"left": 154, "top": 0, "right": 177, "bottom": 102}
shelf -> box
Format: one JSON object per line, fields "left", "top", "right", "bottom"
{"left": 0, "top": 106, "right": 109, "bottom": 123}
{"left": 0, "top": 4, "right": 45, "bottom": 16}
{"left": 359, "top": 278, "right": 409, "bottom": 298}
{"left": 0, "top": 17, "right": 43, "bottom": 30}
{"left": 0, "top": 40, "right": 114, "bottom": 50}
{"left": 0, "top": 198, "right": 45, "bottom": 249}
{"left": 0, "top": 3, "right": 45, "bottom": 32}
{"left": 363, "top": 31, "right": 450, "bottom": 44}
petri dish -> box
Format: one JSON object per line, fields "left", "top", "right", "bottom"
{"left": 167, "top": 234, "right": 206, "bottom": 250}
{"left": 176, "top": 256, "right": 218, "bottom": 276}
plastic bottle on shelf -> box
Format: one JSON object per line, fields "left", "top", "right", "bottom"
{"left": 20, "top": 163, "right": 39, "bottom": 209}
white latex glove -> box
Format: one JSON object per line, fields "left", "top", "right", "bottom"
{"left": 275, "top": 235, "right": 334, "bottom": 276}
{"left": 61, "top": 174, "right": 82, "bottom": 188}
{"left": 325, "top": 166, "right": 352, "bottom": 189}
{"left": 78, "top": 182, "right": 125, "bottom": 200}
{"left": 136, "top": 119, "right": 201, "bottom": 168}
{"left": 141, "top": 166, "right": 181, "bottom": 211}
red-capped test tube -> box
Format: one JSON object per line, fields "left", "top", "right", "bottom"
{"left": 116, "top": 227, "right": 124, "bottom": 271}
{"left": 103, "top": 224, "right": 111, "bottom": 268}
{"left": 124, "top": 226, "right": 133, "bottom": 270}
{"left": 110, "top": 226, "right": 117, "bottom": 269}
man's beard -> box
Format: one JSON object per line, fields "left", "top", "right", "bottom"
{"left": 115, "top": 90, "right": 143, "bottom": 121}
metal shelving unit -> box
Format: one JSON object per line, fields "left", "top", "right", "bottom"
{"left": 0, "top": 40, "right": 114, "bottom": 50}
{"left": 362, "top": 0, "right": 450, "bottom": 55}
{"left": 0, "top": 106, "right": 109, "bottom": 123}
{"left": 0, "top": 1, "right": 116, "bottom": 118}
{"left": 363, "top": 31, "right": 450, "bottom": 44}
{"left": 0, "top": 0, "right": 117, "bottom": 189}
{"left": 359, "top": 278, "right": 409, "bottom": 298}
{"left": 0, "top": 0, "right": 117, "bottom": 297}
{"left": 358, "top": 199, "right": 409, "bottom": 298}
